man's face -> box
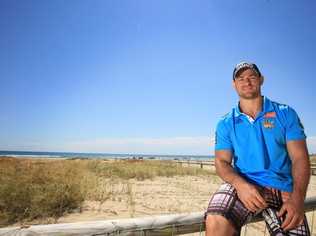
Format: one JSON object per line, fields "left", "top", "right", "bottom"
{"left": 232, "top": 68, "right": 263, "bottom": 99}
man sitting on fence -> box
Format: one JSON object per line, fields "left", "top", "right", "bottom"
{"left": 205, "top": 62, "right": 311, "bottom": 236}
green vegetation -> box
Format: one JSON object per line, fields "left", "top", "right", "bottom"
{"left": 0, "top": 157, "right": 213, "bottom": 226}
{"left": 89, "top": 159, "right": 212, "bottom": 180}
{"left": 0, "top": 158, "right": 85, "bottom": 226}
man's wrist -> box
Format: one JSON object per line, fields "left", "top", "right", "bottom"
{"left": 290, "top": 192, "right": 305, "bottom": 202}
{"left": 231, "top": 175, "right": 245, "bottom": 189}
{"left": 288, "top": 191, "right": 306, "bottom": 208}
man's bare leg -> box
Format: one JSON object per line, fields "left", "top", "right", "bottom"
{"left": 205, "top": 215, "right": 237, "bottom": 236}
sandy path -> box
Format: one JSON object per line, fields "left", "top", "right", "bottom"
{"left": 58, "top": 175, "right": 221, "bottom": 223}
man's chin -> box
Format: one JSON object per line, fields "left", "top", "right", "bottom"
{"left": 239, "top": 93, "right": 261, "bottom": 100}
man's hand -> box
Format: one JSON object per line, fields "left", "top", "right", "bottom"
{"left": 234, "top": 180, "right": 267, "bottom": 212}
{"left": 215, "top": 150, "right": 267, "bottom": 212}
{"left": 278, "top": 197, "right": 304, "bottom": 231}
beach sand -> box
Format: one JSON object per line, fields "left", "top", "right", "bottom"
{"left": 57, "top": 174, "right": 221, "bottom": 223}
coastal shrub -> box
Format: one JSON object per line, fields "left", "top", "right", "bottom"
{"left": 0, "top": 158, "right": 85, "bottom": 226}
{"left": 93, "top": 160, "right": 212, "bottom": 180}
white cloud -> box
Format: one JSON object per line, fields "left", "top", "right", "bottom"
{"left": 0, "top": 136, "right": 214, "bottom": 155}
{"left": 62, "top": 136, "right": 215, "bottom": 155}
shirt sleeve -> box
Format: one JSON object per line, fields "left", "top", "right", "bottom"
{"left": 215, "top": 119, "right": 233, "bottom": 151}
{"left": 285, "top": 107, "right": 306, "bottom": 141}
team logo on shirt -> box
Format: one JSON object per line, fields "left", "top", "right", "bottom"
{"left": 263, "top": 119, "right": 275, "bottom": 128}
{"left": 264, "top": 112, "right": 276, "bottom": 118}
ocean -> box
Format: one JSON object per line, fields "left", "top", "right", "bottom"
{"left": 0, "top": 150, "right": 214, "bottom": 161}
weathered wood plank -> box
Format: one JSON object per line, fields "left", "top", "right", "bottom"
{"left": 0, "top": 212, "right": 203, "bottom": 236}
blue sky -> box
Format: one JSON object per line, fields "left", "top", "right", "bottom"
{"left": 1, "top": 0, "right": 316, "bottom": 155}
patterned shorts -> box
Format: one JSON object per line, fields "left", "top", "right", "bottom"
{"left": 205, "top": 183, "right": 310, "bottom": 236}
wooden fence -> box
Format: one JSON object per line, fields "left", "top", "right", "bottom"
{"left": 176, "top": 160, "right": 316, "bottom": 175}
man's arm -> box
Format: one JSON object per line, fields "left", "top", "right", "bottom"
{"left": 215, "top": 150, "right": 267, "bottom": 212}
{"left": 278, "top": 140, "right": 310, "bottom": 231}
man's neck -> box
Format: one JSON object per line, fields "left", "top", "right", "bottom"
{"left": 239, "top": 96, "right": 263, "bottom": 119}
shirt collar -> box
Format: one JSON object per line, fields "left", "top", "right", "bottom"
{"left": 234, "top": 103, "right": 242, "bottom": 117}
{"left": 234, "top": 96, "right": 274, "bottom": 118}
{"left": 262, "top": 96, "right": 274, "bottom": 113}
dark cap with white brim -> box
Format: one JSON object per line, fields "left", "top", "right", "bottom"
{"left": 233, "top": 62, "right": 262, "bottom": 80}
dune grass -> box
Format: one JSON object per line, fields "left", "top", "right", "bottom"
{"left": 0, "top": 157, "right": 214, "bottom": 226}
{"left": 89, "top": 159, "right": 212, "bottom": 180}
{"left": 0, "top": 158, "right": 85, "bottom": 225}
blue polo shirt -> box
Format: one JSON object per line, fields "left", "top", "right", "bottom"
{"left": 215, "top": 97, "right": 306, "bottom": 192}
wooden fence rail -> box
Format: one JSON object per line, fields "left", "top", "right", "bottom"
{"left": 1, "top": 197, "right": 316, "bottom": 236}
{"left": 176, "top": 160, "right": 316, "bottom": 175}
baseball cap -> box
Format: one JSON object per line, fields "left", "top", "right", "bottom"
{"left": 233, "top": 62, "right": 262, "bottom": 80}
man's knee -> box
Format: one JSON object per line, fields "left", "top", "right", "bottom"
{"left": 205, "top": 214, "right": 237, "bottom": 236}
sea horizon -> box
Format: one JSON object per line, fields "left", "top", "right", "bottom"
{"left": 0, "top": 150, "right": 214, "bottom": 161}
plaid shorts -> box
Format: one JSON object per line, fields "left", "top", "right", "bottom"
{"left": 205, "top": 183, "right": 310, "bottom": 236}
